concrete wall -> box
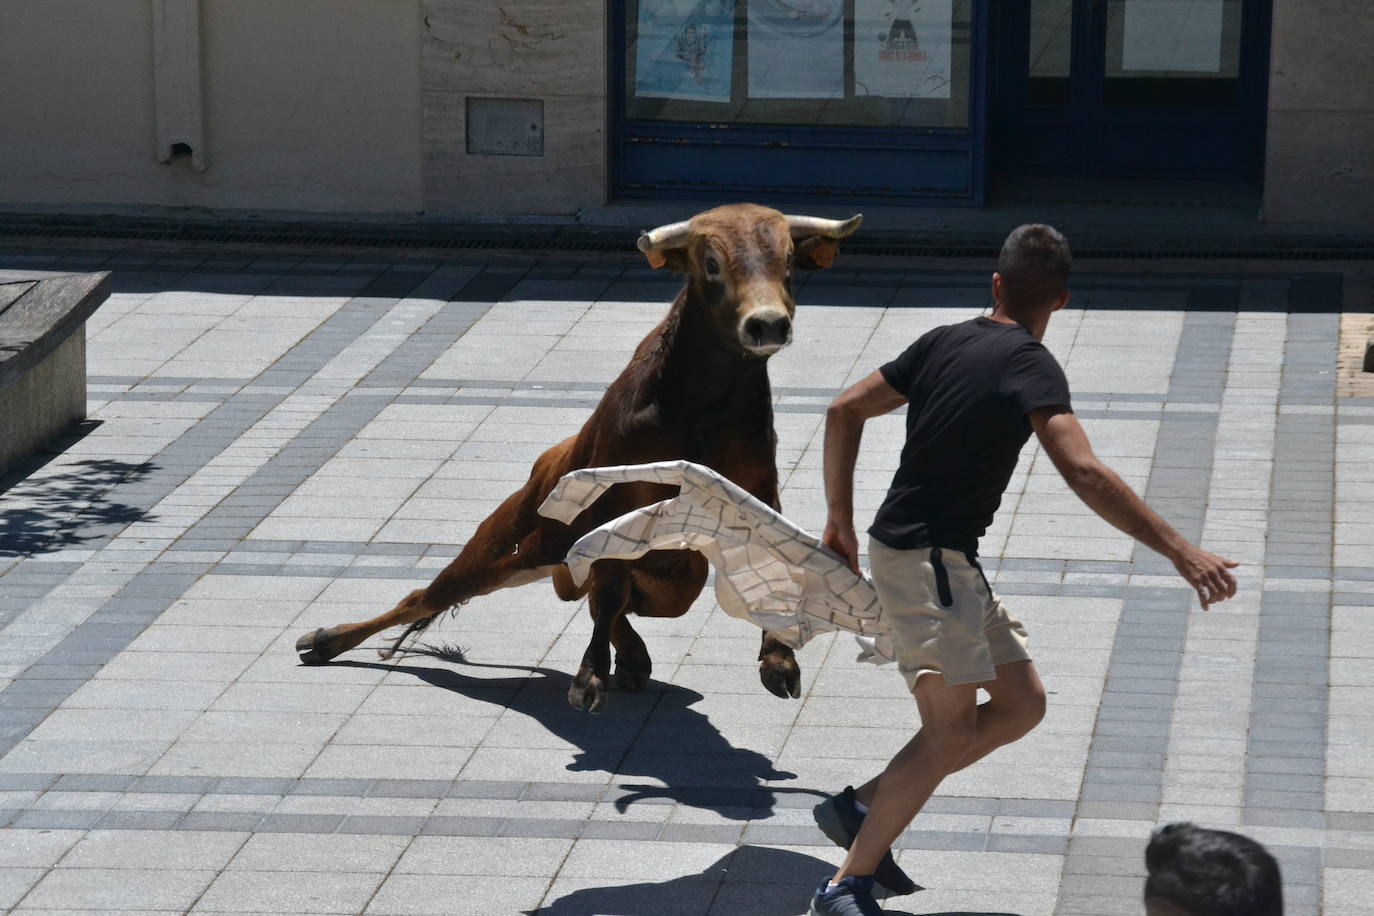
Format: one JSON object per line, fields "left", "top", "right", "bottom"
{"left": 1264, "top": 0, "right": 1374, "bottom": 224}
{"left": 420, "top": 0, "right": 608, "bottom": 215}
{"left": 0, "top": 0, "right": 424, "bottom": 214}
{"left": 0, "top": 0, "right": 607, "bottom": 219}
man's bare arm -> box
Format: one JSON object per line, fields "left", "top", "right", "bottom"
{"left": 822, "top": 370, "right": 909, "bottom": 572}
{"left": 1031, "top": 405, "right": 1238, "bottom": 608}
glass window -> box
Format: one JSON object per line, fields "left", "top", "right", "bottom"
{"left": 1027, "top": 0, "right": 1073, "bottom": 104}
{"left": 1104, "top": 0, "right": 1242, "bottom": 106}
{"left": 624, "top": 0, "right": 974, "bottom": 129}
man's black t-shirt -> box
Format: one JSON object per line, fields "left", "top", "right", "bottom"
{"left": 869, "top": 316, "right": 1072, "bottom": 555}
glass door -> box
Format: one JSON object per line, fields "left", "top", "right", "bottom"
{"left": 996, "top": 0, "right": 1270, "bottom": 178}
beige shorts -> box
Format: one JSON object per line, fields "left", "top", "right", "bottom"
{"left": 869, "top": 538, "right": 1031, "bottom": 691}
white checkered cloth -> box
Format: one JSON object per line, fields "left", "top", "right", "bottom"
{"left": 537, "top": 460, "right": 896, "bottom": 665}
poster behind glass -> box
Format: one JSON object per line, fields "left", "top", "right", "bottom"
{"left": 747, "top": 0, "right": 845, "bottom": 99}
{"left": 634, "top": 0, "right": 736, "bottom": 102}
{"left": 854, "top": 0, "right": 953, "bottom": 99}
{"left": 624, "top": 0, "right": 971, "bottom": 128}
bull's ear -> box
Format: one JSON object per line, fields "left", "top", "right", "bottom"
{"left": 643, "top": 248, "right": 691, "bottom": 272}
{"left": 794, "top": 236, "right": 841, "bottom": 271}
{"left": 638, "top": 221, "right": 693, "bottom": 271}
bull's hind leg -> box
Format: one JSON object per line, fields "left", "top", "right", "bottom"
{"left": 568, "top": 561, "right": 632, "bottom": 713}
{"left": 759, "top": 632, "right": 801, "bottom": 699}
{"left": 296, "top": 503, "right": 555, "bottom": 665}
{"left": 610, "top": 616, "right": 652, "bottom": 693}
{"left": 609, "top": 552, "right": 709, "bottom": 695}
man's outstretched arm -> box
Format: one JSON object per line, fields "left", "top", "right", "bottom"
{"left": 823, "top": 370, "right": 909, "bottom": 573}
{"left": 1031, "top": 405, "right": 1238, "bottom": 608}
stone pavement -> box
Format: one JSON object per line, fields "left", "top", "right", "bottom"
{"left": 0, "top": 241, "right": 1370, "bottom": 915}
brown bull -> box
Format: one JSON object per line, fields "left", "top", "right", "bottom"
{"left": 295, "top": 203, "right": 862, "bottom": 711}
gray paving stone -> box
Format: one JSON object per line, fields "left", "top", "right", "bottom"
{"left": 0, "top": 256, "right": 1364, "bottom": 913}
{"left": 366, "top": 779, "right": 453, "bottom": 799}
{"left": 24, "top": 867, "right": 217, "bottom": 911}
{"left": 193, "top": 868, "right": 384, "bottom": 914}
{"left": 418, "top": 815, "right": 504, "bottom": 837}
{"left": 0, "top": 867, "right": 44, "bottom": 909}
{"left": 445, "top": 780, "right": 526, "bottom": 800}
{"left": 92, "top": 809, "right": 184, "bottom": 830}
{"left": 9, "top": 809, "right": 102, "bottom": 830}
{"left": 178, "top": 811, "right": 266, "bottom": 832}
{"left": 63, "top": 829, "right": 247, "bottom": 870}
{"left": 366, "top": 873, "right": 548, "bottom": 915}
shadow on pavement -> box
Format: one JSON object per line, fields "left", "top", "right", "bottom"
{"left": 525, "top": 845, "right": 1020, "bottom": 916}
{"left": 0, "top": 440, "right": 158, "bottom": 557}
{"left": 334, "top": 647, "right": 825, "bottom": 819}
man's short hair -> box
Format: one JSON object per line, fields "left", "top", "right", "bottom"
{"left": 1145, "top": 823, "right": 1283, "bottom": 916}
{"left": 997, "top": 223, "right": 1071, "bottom": 311}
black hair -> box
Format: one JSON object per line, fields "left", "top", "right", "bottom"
{"left": 1145, "top": 823, "right": 1283, "bottom": 916}
{"left": 996, "top": 223, "right": 1071, "bottom": 312}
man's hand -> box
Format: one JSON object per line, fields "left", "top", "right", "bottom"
{"left": 822, "top": 520, "right": 862, "bottom": 575}
{"left": 1172, "top": 545, "right": 1239, "bottom": 610}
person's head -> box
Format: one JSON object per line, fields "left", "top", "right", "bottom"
{"left": 1144, "top": 823, "right": 1283, "bottom": 916}
{"left": 991, "top": 223, "right": 1071, "bottom": 320}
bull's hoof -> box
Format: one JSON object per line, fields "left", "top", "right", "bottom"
{"left": 760, "top": 657, "right": 801, "bottom": 699}
{"left": 568, "top": 667, "right": 608, "bottom": 713}
{"left": 613, "top": 653, "right": 652, "bottom": 693}
{"left": 296, "top": 627, "right": 344, "bottom": 665}
{"left": 613, "top": 665, "right": 651, "bottom": 693}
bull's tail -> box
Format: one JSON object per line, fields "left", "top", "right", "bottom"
{"left": 378, "top": 602, "right": 464, "bottom": 661}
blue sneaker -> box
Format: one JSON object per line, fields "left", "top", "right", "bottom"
{"left": 809, "top": 875, "right": 882, "bottom": 916}
{"left": 813, "top": 786, "right": 919, "bottom": 895}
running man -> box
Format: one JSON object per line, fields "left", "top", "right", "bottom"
{"left": 808, "top": 224, "right": 1239, "bottom": 915}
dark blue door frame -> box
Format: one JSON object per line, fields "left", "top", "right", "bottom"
{"left": 610, "top": 0, "right": 992, "bottom": 206}
{"left": 991, "top": 0, "right": 1272, "bottom": 180}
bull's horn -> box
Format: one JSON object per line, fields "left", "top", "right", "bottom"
{"left": 637, "top": 219, "right": 694, "bottom": 252}
{"left": 785, "top": 213, "right": 863, "bottom": 239}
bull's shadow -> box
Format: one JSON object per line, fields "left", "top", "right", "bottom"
{"left": 335, "top": 645, "right": 820, "bottom": 819}
{"left": 526, "top": 845, "right": 1018, "bottom": 916}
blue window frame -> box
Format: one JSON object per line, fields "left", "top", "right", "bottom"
{"left": 611, "top": 0, "right": 991, "bottom": 205}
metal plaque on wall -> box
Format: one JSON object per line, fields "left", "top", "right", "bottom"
{"left": 466, "top": 98, "right": 544, "bottom": 156}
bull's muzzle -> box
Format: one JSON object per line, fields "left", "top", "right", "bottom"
{"left": 740, "top": 308, "right": 792, "bottom": 356}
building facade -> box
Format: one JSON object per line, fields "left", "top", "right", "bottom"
{"left": 0, "top": 0, "right": 1369, "bottom": 225}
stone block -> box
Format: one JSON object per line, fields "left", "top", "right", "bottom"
{"left": 421, "top": 0, "right": 605, "bottom": 98}
{"left": 0, "top": 272, "right": 111, "bottom": 476}
{"left": 1269, "top": 0, "right": 1374, "bottom": 114}
{"left": 422, "top": 91, "right": 606, "bottom": 215}
{"left": 1264, "top": 110, "right": 1374, "bottom": 225}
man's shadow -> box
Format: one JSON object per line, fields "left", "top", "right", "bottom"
{"left": 334, "top": 645, "right": 825, "bottom": 819}
{"left": 526, "top": 845, "right": 1020, "bottom": 916}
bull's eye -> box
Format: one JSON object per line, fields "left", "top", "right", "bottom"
{"left": 705, "top": 256, "right": 721, "bottom": 277}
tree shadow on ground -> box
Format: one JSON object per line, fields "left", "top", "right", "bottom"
{"left": 0, "top": 430, "right": 158, "bottom": 556}
{"left": 334, "top": 645, "right": 826, "bottom": 820}
{"left": 525, "top": 845, "right": 1021, "bottom": 916}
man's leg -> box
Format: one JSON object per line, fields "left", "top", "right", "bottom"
{"left": 831, "top": 673, "right": 979, "bottom": 883}
{"left": 852, "top": 659, "right": 1046, "bottom": 808}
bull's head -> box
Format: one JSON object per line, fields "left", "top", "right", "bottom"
{"left": 637, "top": 203, "right": 862, "bottom": 358}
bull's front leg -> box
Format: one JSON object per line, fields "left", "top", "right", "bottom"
{"left": 758, "top": 631, "right": 801, "bottom": 699}
{"left": 755, "top": 479, "right": 801, "bottom": 699}
{"left": 569, "top": 561, "right": 632, "bottom": 713}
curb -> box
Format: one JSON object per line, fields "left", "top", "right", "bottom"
{"left": 4, "top": 210, "right": 1374, "bottom": 262}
